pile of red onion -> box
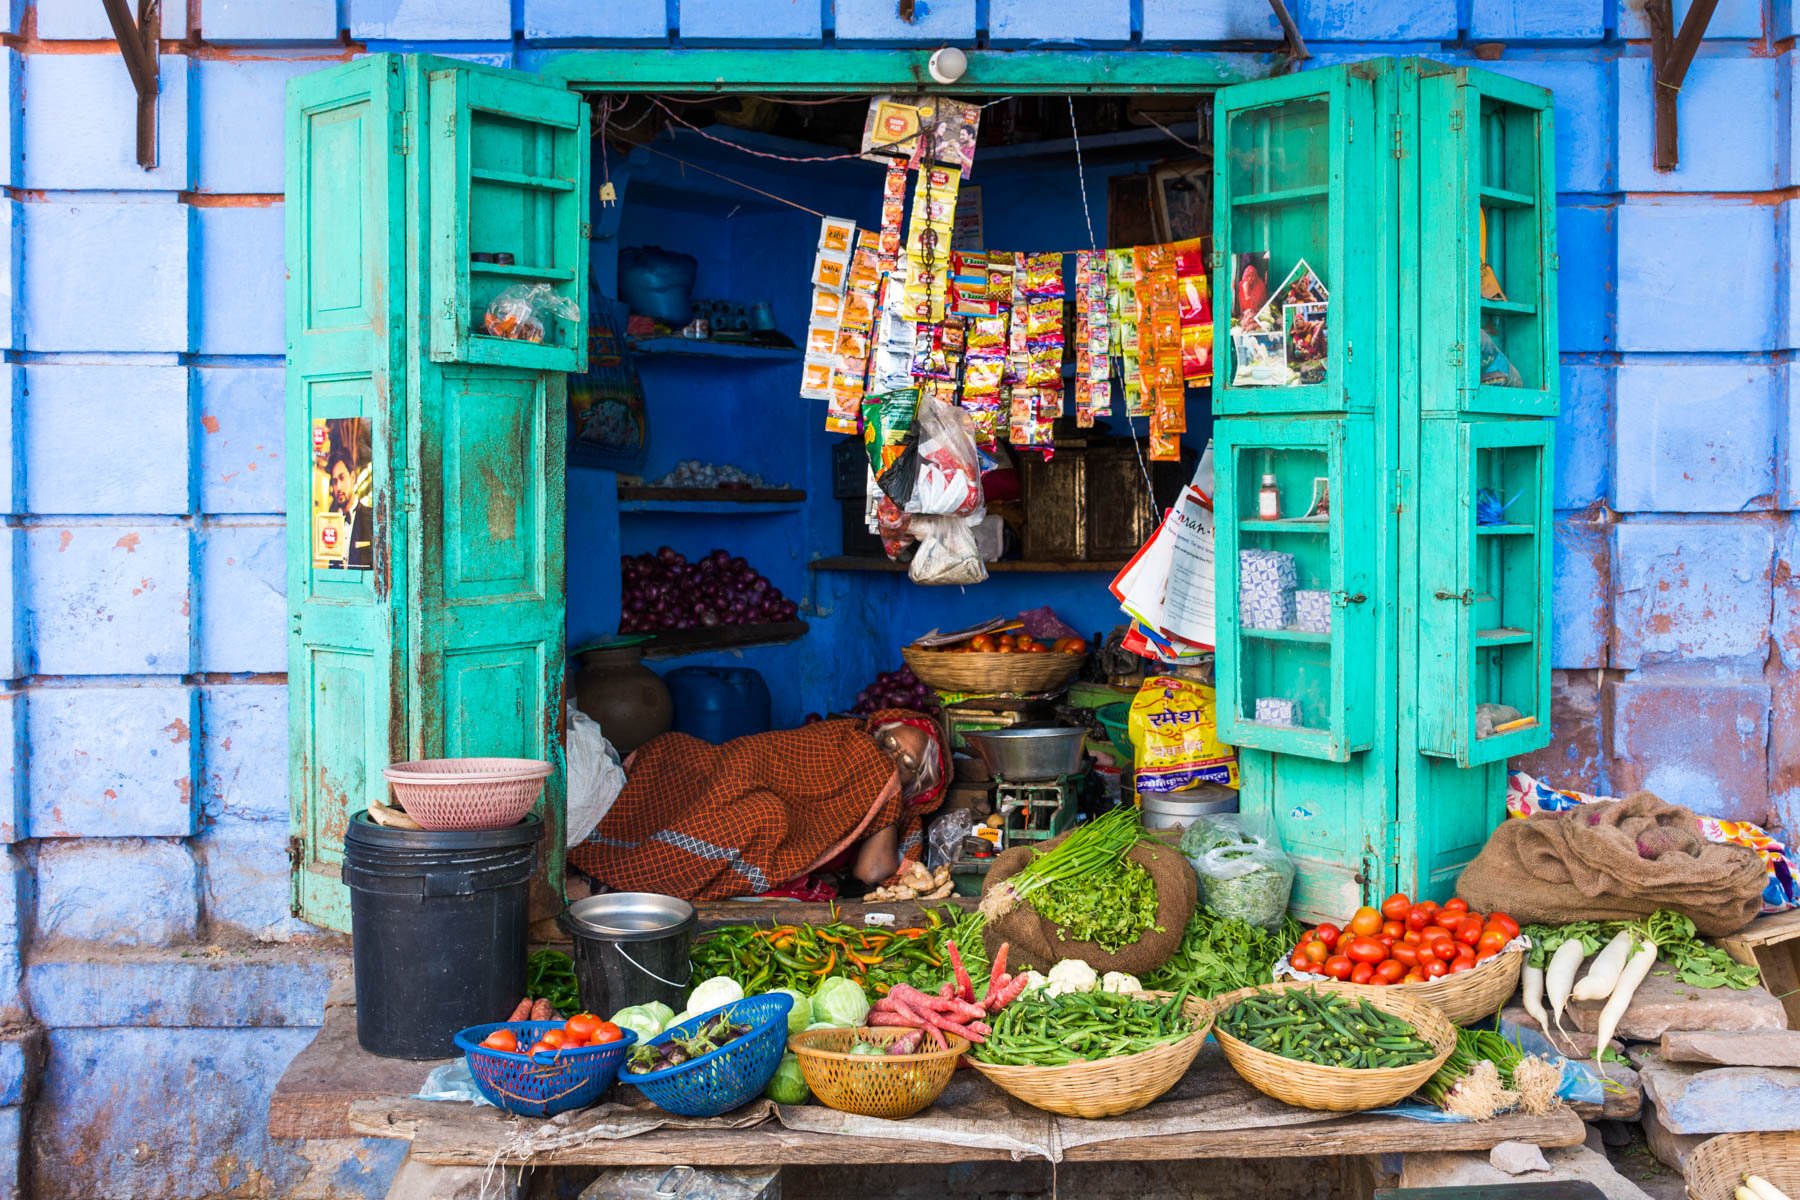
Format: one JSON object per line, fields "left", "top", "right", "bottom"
{"left": 851, "top": 665, "right": 936, "bottom": 715}
{"left": 619, "top": 547, "right": 798, "bottom": 634}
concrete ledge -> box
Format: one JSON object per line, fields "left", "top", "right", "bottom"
{"left": 25, "top": 943, "right": 348, "bottom": 1029}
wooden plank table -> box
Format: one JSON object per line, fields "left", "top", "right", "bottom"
{"left": 347, "top": 1097, "right": 1586, "bottom": 1169}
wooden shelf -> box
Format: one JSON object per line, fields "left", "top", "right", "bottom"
{"left": 1242, "top": 626, "right": 1330, "bottom": 644}
{"left": 617, "top": 486, "right": 806, "bottom": 515}
{"left": 640, "top": 620, "right": 809, "bottom": 660}
{"left": 628, "top": 336, "right": 801, "bottom": 362}
{"left": 468, "top": 261, "right": 576, "bottom": 281}
{"left": 1232, "top": 184, "right": 1328, "bottom": 207}
{"left": 1479, "top": 185, "right": 1535, "bottom": 209}
{"left": 1476, "top": 523, "right": 1532, "bottom": 536}
{"left": 1476, "top": 627, "right": 1533, "bottom": 646}
{"left": 470, "top": 166, "right": 577, "bottom": 192}
{"left": 810, "top": 556, "right": 1127, "bottom": 574}
{"left": 1480, "top": 297, "right": 1536, "bottom": 316}
{"left": 1239, "top": 519, "right": 1328, "bottom": 533}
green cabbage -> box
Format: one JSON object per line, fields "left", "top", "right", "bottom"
{"left": 764, "top": 1051, "right": 810, "bottom": 1105}
{"left": 802, "top": 1020, "right": 837, "bottom": 1032}
{"left": 809, "top": 977, "right": 870, "bottom": 1028}
{"left": 609, "top": 1001, "right": 674, "bottom": 1042}
{"left": 769, "top": 988, "right": 812, "bottom": 1034}
{"left": 686, "top": 975, "right": 745, "bottom": 1017}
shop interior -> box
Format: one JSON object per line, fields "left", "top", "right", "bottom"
{"left": 561, "top": 93, "right": 1224, "bottom": 731}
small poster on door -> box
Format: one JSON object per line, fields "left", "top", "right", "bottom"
{"left": 311, "top": 417, "right": 373, "bottom": 572}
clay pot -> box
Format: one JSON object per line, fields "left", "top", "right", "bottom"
{"left": 571, "top": 644, "right": 672, "bottom": 755}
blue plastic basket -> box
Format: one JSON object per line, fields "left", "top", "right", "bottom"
{"left": 454, "top": 1021, "right": 637, "bottom": 1118}
{"left": 626, "top": 993, "right": 792, "bottom": 1118}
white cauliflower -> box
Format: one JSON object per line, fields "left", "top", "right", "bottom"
{"left": 1044, "top": 958, "right": 1100, "bottom": 997}
{"left": 1100, "top": 971, "right": 1143, "bottom": 995}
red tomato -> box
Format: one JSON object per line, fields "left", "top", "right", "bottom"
{"left": 1457, "top": 921, "right": 1483, "bottom": 947}
{"left": 1351, "top": 962, "right": 1375, "bottom": 984}
{"left": 1406, "top": 907, "right": 1432, "bottom": 932}
{"left": 526, "top": 1039, "right": 558, "bottom": 1056}
{"left": 1346, "top": 936, "right": 1390, "bottom": 965}
{"left": 1487, "top": 912, "right": 1521, "bottom": 939}
{"left": 1303, "top": 940, "right": 1330, "bottom": 966}
{"left": 588, "top": 1021, "right": 624, "bottom": 1045}
{"left": 1314, "top": 923, "right": 1342, "bottom": 950}
{"left": 1381, "top": 920, "right": 1406, "bottom": 940}
{"left": 480, "top": 1029, "right": 519, "bottom": 1053}
{"left": 1448, "top": 957, "right": 1477, "bottom": 974}
{"left": 539, "top": 1029, "right": 568, "bottom": 1049}
{"left": 1348, "top": 907, "right": 1384, "bottom": 937}
{"left": 1423, "top": 958, "right": 1449, "bottom": 979}
{"left": 1403, "top": 971, "right": 1427, "bottom": 984}
{"left": 1390, "top": 942, "right": 1420, "bottom": 968}
{"left": 1402, "top": 929, "right": 1423, "bottom": 945}
{"left": 1323, "top": 955, "right": 1354, "bottom": 981}
{"left": 1434, "top": 912, "right": 1467, "bottom": 936}
{"left": 1380, "top": 893, "right": 1413, "bottom": 922}
{"left": 1476, "top": 948, "right": 1499, "bottom": 962}
{"left": 563, "top": 1013, "right": 603, "bottom": 1042}
{"left": 1454, "top": 944, "right": 1477, "bottom": 966}
{"left": 1414, "top": 900, "right": 1439, "bottom": 923}
{"left": 1442, "top": 897, "right": 1469, "bottom": 914}
{"left": 1420, "top": 925, "right": 1453, "bottom": 944}
{"left": 1477, "top": 928, "right": 1511, "bottom": 956}
{"left": 1432, "top": 939, "right": 1461, "bottom": 962}
{"left": 1377, "top": 934, "right": 1398, "bottom": 948}
{"left": 1299, "top": 929, "right": 1318, "bottom": 945}
{"left": 1290, "top": 950, "right": 1314, "bottom": 971}
{"left": 1365, "top": 974, "right": 1390, "bottom": 987}
{"left": 1375, "top": 959, "right": 1407, "bottom": 983}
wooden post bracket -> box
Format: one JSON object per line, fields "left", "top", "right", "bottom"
{"left": 99, "top": 0, "right": 161, "bottom": 169}
{"left": 1645, "top": 0, "right": 1719, "bottom": 172}
{"left": 1267, "top": 0, "right": 1311, "bottom": 63}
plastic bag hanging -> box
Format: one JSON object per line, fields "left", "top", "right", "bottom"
{"left": 483, "top": 283, "right": 580, "bottom": 343}
{"left": 906, "top": 396, "right": 984, "bottom": 517}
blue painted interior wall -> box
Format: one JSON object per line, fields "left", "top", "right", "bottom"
{"left": 576, "top": 126, "right": 1208, "bottom": 725}
{"left": 0, "top": 0, "right": 1796, "bottom": 1195}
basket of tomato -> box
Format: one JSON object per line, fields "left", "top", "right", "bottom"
{"left": 903, "top": 634, "right": 1086, "bottom": 695}
{"left": 1282, "top": 894, "right": 1525, "bottom": 1026}
{"left": 456, "top": 1013, "right": 636, "bottom": 1118}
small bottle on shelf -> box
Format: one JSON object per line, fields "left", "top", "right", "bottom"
{"left": 1258, "top": 473, "right": 1281, "bottom": 520}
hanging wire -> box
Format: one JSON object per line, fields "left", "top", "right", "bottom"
{"left": 1136, "top": 109, "right": 1207, "bottom": 155}
{"left": 1066, "top": 95, "right": 1161, "bottom": 518}
{"left": 635, "top": 145, "right": 827, "bottom": 217}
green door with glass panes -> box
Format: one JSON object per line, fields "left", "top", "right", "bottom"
{"left": 1211, "top": 58, "right": 1555, "bottom": 915}
{"left": 286, "top": 54, "right": 586, "bottom": 930}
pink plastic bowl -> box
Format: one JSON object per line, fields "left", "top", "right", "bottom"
{"left": 381, "top": 758, "right": 552, "bottom": 831}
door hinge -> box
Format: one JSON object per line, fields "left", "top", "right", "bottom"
{"left": 1347, "top": 115, "right": 1353, "bottom": 143}
{"left": 395, "top": 466, "right": 419, "bottom": 515}
{"left": 1449, "top": 107, "right": 1464, "bottom": 132}
{"left": 580, "top": 221, "right": 592, "bottom": 240}
{"left": 1392, "top": 128, "right": 1406, "bottom": 158}
{"left": 1209, "top": 248, "right": 1224, "bottom": 270}
{"left": 1551, "top": 252, "right": 1561, "bottom": 272}
{"left": 287, "top": 834, "right": 305, "bottom": 871}
{"left": 1448, "top": 342, "right": 1464, "bottom": 369}
{"left": 1434, "top": 588, "right": 1476, "bottom": 605}
{"left": 1393, "top": 468, "right": 1408, "bottom": 516}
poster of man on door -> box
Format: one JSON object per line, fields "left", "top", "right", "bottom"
{"left": 311, "top": 416, "right": 373, "bottom": 571}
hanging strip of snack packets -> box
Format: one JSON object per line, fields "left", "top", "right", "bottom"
{"left": 822, "top": 230, "right": 885, "bottom": 434}
{"left": 1005, "top": 251, "right": 1065, "bottom": 451}
{"left": 877, "top": 162, "right": 907, "bottom": 273}
{"left": 954, "top": 252, "right": 1011, "bottom": 447}
{"left": 802, "top": 215, "right": 857, "bottom": 405}
{"left": 903, "top": 163, "right": 959, "bottom": 324}
{"left": 1135, "top": 243, "right": 1186, "bottom": 461}
{"left": 1108, "top": 249, "right": 1147, "bottom": 418}
{"left": 1172, "top": 237, "right": 1214, "bottom": 387}
{"left": 1073, "top": 250, "right": 1112, "bottom": 427}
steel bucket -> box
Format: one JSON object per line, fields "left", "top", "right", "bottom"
{"left": 964, "top": 727, "right": 1088, "bottom": 781}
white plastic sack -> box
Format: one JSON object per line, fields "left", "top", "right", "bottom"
{"left": 565, "top": 702, "right": 625, "bottom": 847}
{"left": 908, "top": 513, "right": 988, "bottom": 586}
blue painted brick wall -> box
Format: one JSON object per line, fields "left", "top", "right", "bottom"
{"left": 3, "top": 4, "right": 1798, "bottom": 1197}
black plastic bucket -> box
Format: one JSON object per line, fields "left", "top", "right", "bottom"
{"left": 342, "top": 811, "right": 540, "bottom": 1059}
{"left": 559, "top": 893, "right": 696, "bottom": 1016}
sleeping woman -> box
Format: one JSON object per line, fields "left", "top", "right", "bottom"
{"left": 567, "top": 709, "right": 949, "bottom": 902}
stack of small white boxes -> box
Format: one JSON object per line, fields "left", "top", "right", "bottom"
{"left": 1240, "top": 549, "right": 1332, "bottom": 729}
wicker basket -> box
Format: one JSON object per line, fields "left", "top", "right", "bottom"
{"left": 787, "top": 1026, "right": 967, "bottom": 1119}
{"left": 1287, "top": 946, "right": 1526, "bottom": 1026}
{"left": 902, "top": 646, "right": 1084, "bottom": 695}
{"left": 1211, "top": 982, "right": 1456, "bottom": 1112}
{"left": 1686, "top": 1133, "right": 1800, "bottom": 1200}
{"left": 382, "top": 758, "right": 552, "bottom": 831}
{"left": 962, "top": 991, "right": 1213, "bottom": 1119}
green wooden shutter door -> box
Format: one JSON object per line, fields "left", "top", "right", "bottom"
{"left": 285, "top": 56, "right": 410, "bottom": 932}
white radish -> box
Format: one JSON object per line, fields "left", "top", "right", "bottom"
{"left": 1740, "top": 1188, "right": 1761, "bottom": 1200}
{"left": 1592, "top": 940, "right": 1658, "bottom": 1065}
{"left": 1545, "top": 938, "right": 1587, "bottom": 1041}
{"left": 1746, "top": 1177, "right": 1794, "bottom": 1200}
{"left": 1521, "top": 963, "right": 1550, "bottom": 1033}
{"left": 1571, "top": 931, "right": 1635, "bottom": 1002}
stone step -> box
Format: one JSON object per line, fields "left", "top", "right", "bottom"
{"left": 1659, "top": 1029, "right": 1800, "bottom": 1068}
{"left": 1564, "top": 970, "right": 1785, "bottom": 1040}
{"left": 1397, "top": 1142, "right": 1654, "bottom": 1200}
{"left": 1635, "top": 1049, "right": 1800, "bottom": 1135}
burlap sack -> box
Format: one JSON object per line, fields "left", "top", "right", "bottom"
{"left": 978, "top": 831, "right": 1196, "bottom": 976}
{"left": 1456, "top": 792, "right": 1767, "bottom": 937}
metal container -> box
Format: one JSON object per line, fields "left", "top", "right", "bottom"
{"left": 1139, "top": 786, "right": 1240, "bottom": 832}
{"left": 559, "top": 892, "right": 697, "bottom": 1016}
{"left": 964, "top": 727, "right": 1088, "bottom": 781}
